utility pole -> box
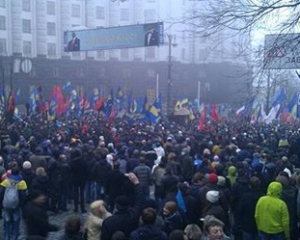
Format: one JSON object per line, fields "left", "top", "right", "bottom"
{"left": 166, "top": 33, "right": 177, "bottom": 118}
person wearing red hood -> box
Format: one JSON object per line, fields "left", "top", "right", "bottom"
{"left": 255, "top": 181, "right": 289, "bottom": 240}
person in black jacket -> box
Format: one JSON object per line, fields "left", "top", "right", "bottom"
{"left": 91, "top": 148, "right": 112, "bottom": 201}
{"left": 236, "top": 176, "right": 264, "bottom": 240}
{"left": 58, "top": 154, "right": 72, "bottom": 212}
{"left": 231, "top": 168, "right": 250, "bottom": 240}
{"left": 105, "top": 161, "right": 126, "bottom": 212}
{"left": 101, "top": 172, "right": 145, "bottom": 240}
{"left": 70, "top": 147, "right": 88, "bottom": 213}
{"left": 129, "top": 207, "right": 168, "bottom": 240}
{"left": 24, "top": 190, "right": 59, "bottom": 238}
{"left": 161, "top": 166, "right": 180, "bottom": 201}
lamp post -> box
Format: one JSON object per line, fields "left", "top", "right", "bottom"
{"left": 166, "top": 33, "right": 177, "bottom": 118}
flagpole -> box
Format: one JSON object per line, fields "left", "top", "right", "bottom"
{"left": 156, "top": 74, "right": 159, "bottom": 99}
{"left": 198, "top": 81, "right": 201, "bottom": 107}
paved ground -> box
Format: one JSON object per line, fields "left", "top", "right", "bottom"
{"left": 0, "top": 188, "right": 155, "bottom": 239}
{"left": 0, "top": 204, "right": 89, "bottom": 240}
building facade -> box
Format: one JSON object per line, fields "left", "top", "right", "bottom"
{"left": 0, "top": 0, "right": 249, "bottom": 64}
{"left": 0, "top": 0, "right": 251, "bottom": 106}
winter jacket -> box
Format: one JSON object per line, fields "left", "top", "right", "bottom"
{"left": 163, "top": 211, "right": 184, "bottom": 235}
{"left": 231, "top": 176, "right": 250, "bottom": 212}
{"left": 22, "top": 169, "right": 35, "bottom": 192}
{"left": 24, "top": 200, "right": 59, "bottom": 237}
{"left": 129, "top": 224, "right": 168, "bottom": 240}
{"left": 105, "top": 169, "right": 126, "bottom": 198}
{"left": 152, "top": 166, "right": 166, "bottom": 187}
{"left": 0, "top": 174, "right": 28, "bottom": 207}
{"left": 226, "top": 166, "right": 237, "bottom": 188}
{"left": 92, "top": 159, "right": 112, "bottom": 184}
{"left": 70, "top": 156, "right": 88, "bottom": 186}
{"left": 29, "top": 154, "right": 48, "bottom": 173}
{"left": 161, "top": 173, "right": 180, "bottom": 199}
{"left": 236, "top": 189, "right": 264, "bottom": 234}
{"left": 180, "top": 154, "right": 194, "bottom": 181}
{"left": 255, "top": 182, "right": 290, "bottom": 239}
{"left": 134, "top": 163, "right": 151, "bottom": 187}
{"left": 101, "top": 184, "right": 145, "bottom": 240}
{"left": 31, "top": 175, "right": 49, "bottom": 195}
{"left": 203, "top": 203, "right": 227, "bottom": 226}
{"left": 85, "top": 200, "right": 111, "bottom": 240}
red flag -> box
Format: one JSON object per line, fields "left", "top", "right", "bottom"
{"left": 211, "top": 104, "right": 219, "bottom": 122}
{"left": 64, "top": 95, "right": 70, "bottom": 113}
{"left": 94, "top": 97, "right": 104, "bottom": 111}
{"left": 7, "top": 91, "right": 15, "bottom": 112}
{"left": 280, "top": 109, "right": 290, "bottom": 123}
{"left": 51, "top": 86, "right": 64, "bottom": 115}
{"left": 109, "top": 107, "right": 116, "bottom": 122}
{"left": 198, "top": 105, "right": 206, "bottom": 131}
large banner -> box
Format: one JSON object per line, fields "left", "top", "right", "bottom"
{"left": 64, "top": 22, "right": 164, "bottom": 52}
{"left": 264, "top": 33, "right": 300, "bottom": 69}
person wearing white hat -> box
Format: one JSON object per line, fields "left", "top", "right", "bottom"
{"left": 203, "top": 191, "right": 227, "bottom": 228}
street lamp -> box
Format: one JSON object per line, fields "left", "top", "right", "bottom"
{"left": 166, "top": 33, "right": 177, "bottom": 118}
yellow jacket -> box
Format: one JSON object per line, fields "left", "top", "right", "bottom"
{"left": 255, "top": 182, "right": 289, "bottom": 239}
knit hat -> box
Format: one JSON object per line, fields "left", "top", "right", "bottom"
{"left": 208, "top": 173, "right": 218, "bottom": 184}
{"left": 22, "top": 161, "right": 32, "bottom": 170}
{"left": 206, "top": 190, "right": 219, "bottom": 203}
{"left": 217, "top": 176, "right": 226, "bottom": 186}
{"left": 203, "top": 148, "right": 211, "bottom": 155}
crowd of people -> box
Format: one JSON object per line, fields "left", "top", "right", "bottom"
{"left": 0, "top": 113, "right": 299, "bottom": 240}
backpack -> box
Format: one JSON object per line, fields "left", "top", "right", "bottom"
{"left": 2, "top": 180, "right": 19, "bottom": 209}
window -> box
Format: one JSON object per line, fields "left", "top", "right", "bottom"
{"left": 47, "top": 22, "right": 56, "bottom": 36}
{"left": 97, "top": 50, "right": 105, "bottom": 59}
{"left": 22, "top": 19, "right": 31, "bottom": 33}
{"left": 144, "top": 9, "right": 156, "bottom": 22}
{"left": 47, "top": 43, "right": 56, "bottom": 56}
{"left": 23, "top": 41, "right": 32, "bottom": 55}
{"left": 47, "top": 1, "right": 55, "bottom": 15}
{"left": 120, "top": 49, "right": 129, "bottom": 59}
{"left": 96, "top": 6, "right": 105, "bottom": 19}
{"left": 0, "top": 16, "right": 5, "bottom": 30}
{"left": 181, "top": 48, "right": 186, "bottom": 60}
{"left": 182, "top": 32, "right": 186, "bottom": 43}
{"left": 145, "top": 47, "right": 155, "bottom": 58}
{"left": 72, "top": 4, "right": 80, "bottom": 18}
{"left": 0, "top": 0, "right": 5, "bottom": 8}
{"left": 22, "top": 0, "right": 30, "bottom": 12}
{"left": 120, "top": 8, "right": 129, "bottom": 21}
{"left": 0, "top": 38, "right": 6, "bottom": 54}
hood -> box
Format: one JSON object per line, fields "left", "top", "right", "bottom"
{"left": 267, "top": 181, "right": 282, "bottom": 197}
{"left": 228, "top": 166, "right": 236, "bottom": 176}
{"left": 89, "top": 200, "right": 106, "bottom": 218}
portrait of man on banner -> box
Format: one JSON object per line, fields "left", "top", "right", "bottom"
{"left": 144, "top": 23, "right": 159, "bottom": 47}
{"left": 68, "top": 32, "right": 80, "bottom": 51}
